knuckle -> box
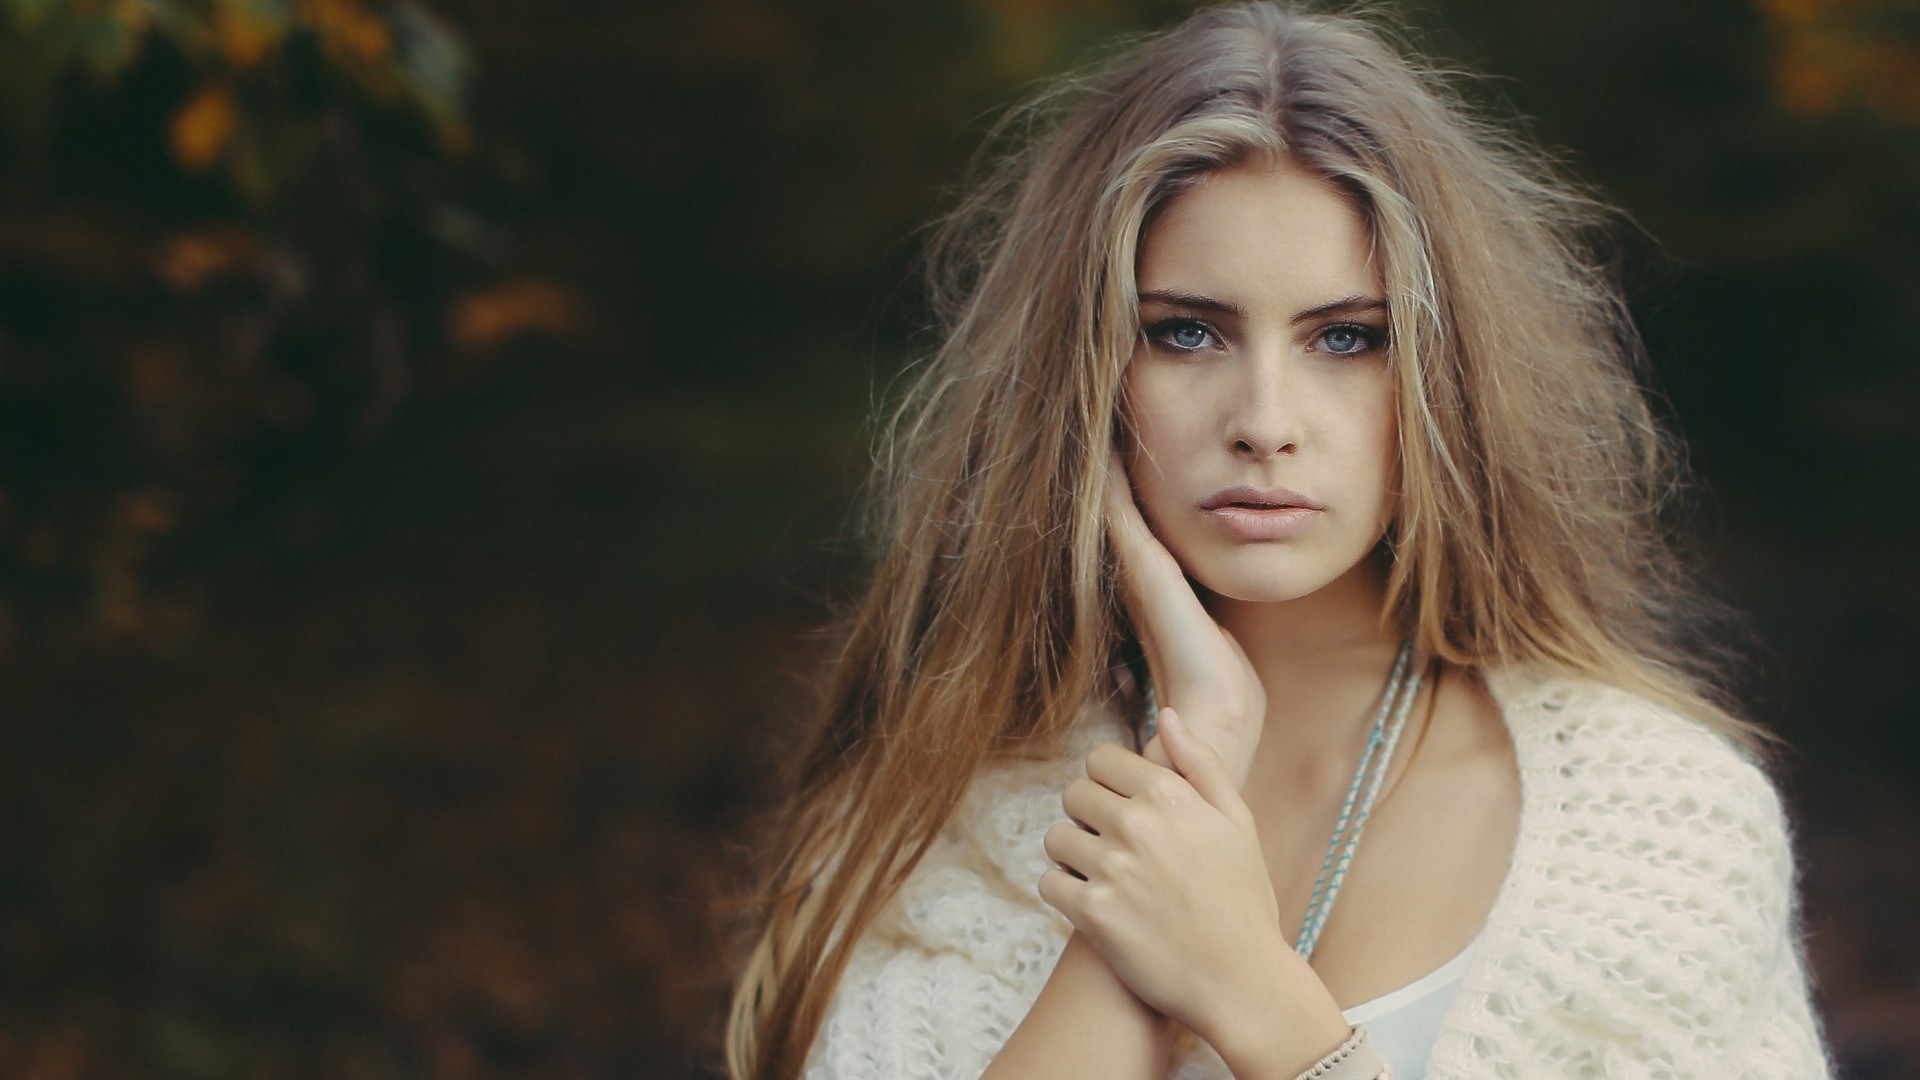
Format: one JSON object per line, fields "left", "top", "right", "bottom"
{"left": 1037, "top": 868, "right": 1063, "bottom": 905}
{"left": 1064, "top": 777, "right": 1096, "bottom": 806}
{"left": 1042, "top": 821, "right": 1075, "bottom": 856}
{"left": 1146, "top": 773, "right": 1186, "bottom": 805}
{"left": 1080, "top": 885, "right": 1112, "bottom": 929}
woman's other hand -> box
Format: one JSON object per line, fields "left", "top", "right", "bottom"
{"left": 1105, "top": 449, "right": 1265, "bottom": 790}
{"left": 1039, "top": 707, "right": 1349, "bottom": 1072}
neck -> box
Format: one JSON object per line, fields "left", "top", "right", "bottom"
{"left": 1202, "top": 551, "right": 1410, "bottom": 760}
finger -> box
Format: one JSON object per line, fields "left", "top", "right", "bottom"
{"left": 1103, "top": 450, "right": 1186, "bottom": 625}
{"left": 1140, "top": 733, "right": 1174, "bottom": 771}
{"left": 1084, "top": 742, "right": 1173, "bottom": 802}
{"left": 1062, "top": 775, "right": 1129, "bottom": 836}
{"left": 1158, "top": 708, "right": 1252, "bottom": 825}
{"left": 1043, "top": 820, "right": 1105, "bottom": 880}
{"left": 1037, "top": 865, "right": 1087, "bottom": 920}
{"left": 1103, "top": 451, "right": 1237, "bottom": 682}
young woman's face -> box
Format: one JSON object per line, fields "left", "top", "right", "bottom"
{"left": 1121, "top": 160, "right": 1398, "bottom": 604}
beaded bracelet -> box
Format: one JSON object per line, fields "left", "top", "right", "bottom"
{"left": 1296, "top": 1024, "right": 1390, "bottom": 1080}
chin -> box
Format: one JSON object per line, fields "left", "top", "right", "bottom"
{"left": 1182, "top": 553, "right": 1338, "bottom": 605}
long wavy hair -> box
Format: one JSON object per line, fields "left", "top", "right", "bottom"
{"left": 721, "top": 3, "right": 1773, "bottom": 1076}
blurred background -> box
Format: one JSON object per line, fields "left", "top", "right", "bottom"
{"left": 0, "top": 0, "right": 1915, "bottom": 1076}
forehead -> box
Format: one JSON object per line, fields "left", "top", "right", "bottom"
{"left": 1135, "top": 162, "right": 1381, "bottom": 299}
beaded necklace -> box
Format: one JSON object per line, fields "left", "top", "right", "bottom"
{"left": 1294, "top": 636, "right": 1421, "bottom": 961}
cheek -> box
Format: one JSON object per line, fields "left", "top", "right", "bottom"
{"left": 1119, "top": 370, "right": 1196, "bottom": 527}
{"left": 1121, "top": 371, "right": 1194, "bottom": 477}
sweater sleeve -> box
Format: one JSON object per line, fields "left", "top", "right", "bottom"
{"left": 1719, "top": 754, "right": 1835, "bottom": 1079}
{"left": 1469, "top": 678, "right": 1838, "bottom": 1079}
{"left": 803, "top": 718, "right": 1132, "bottom": 1080}
{"left": 1586, "top": 693, "right": 1836, "bottom": 1078}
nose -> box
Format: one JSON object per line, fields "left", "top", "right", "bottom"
{"left": 1231, "top": 428, "right": 1296, "bottom": 458}
{"left": 1226, "top": 358, "right": 1299, "bottom": 459}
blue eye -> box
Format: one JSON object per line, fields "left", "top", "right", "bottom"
{"left": 1146, "top": 317, "right": 1218, "bottom": 352}
{"left": 1319, "top": 323, "right": 1383, "bottom": 356}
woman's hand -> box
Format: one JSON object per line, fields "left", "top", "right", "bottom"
{"left": 1039, "top": 707, "right": 1350, "bottom": 1073}
{"left": 1105, "top": 449, "right": 1266, "bottom": 790}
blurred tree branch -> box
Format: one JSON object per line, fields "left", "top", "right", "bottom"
{"left": 0, "top": 0, "right": 582, "bottom": 658}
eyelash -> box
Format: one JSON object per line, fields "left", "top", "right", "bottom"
{"left": 1142, "top": 316, "right": 1387, "bottom": 358}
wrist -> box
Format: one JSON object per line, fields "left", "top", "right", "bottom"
{"left": 1201, "top": 934, "right": 1352, "bottom": 1079}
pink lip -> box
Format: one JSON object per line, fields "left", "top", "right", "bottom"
{"left": 1204, "top": 505, "right": 1320, "bottom": 540}
{"left": 1199, "top": 484, "right": 1325, "bottom": 512}
{"left": 1199, "top": 485, "right": 1324, "bottom": 541}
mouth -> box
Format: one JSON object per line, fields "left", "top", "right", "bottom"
{"left": 1199, "top": 485, "right": 1325, "bottom": 512}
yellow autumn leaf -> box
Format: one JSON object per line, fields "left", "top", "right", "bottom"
{"left": 171, "top": 85, "right": 237, "bottom": 172}
{"left": 447, "top": 279, "right": 588, "bottom": 350}
{"left": 341, "top": 13, "right": 391, "bottom": 64}
{"left": 297, "top": 0, "right": 391, "bottom": 65}
{"left": 1775, "top": 40, "right": 1851, "bottom": 114}
{"left": 216, "top": 1, "right": 284, "bottom": 70}
{"left": 113, "top": 0, "right": 152, "bottom": 36}
{"left": 1757, "top": 0, "right": 1920, "bottom": 123}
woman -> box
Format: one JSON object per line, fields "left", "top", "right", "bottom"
{"left": 723, "top": 3, "right": 1833, "bottom": 1078}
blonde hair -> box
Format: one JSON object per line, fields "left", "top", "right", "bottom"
{"left": 721, "top": 3, "right": 1773, "bottom": 1076}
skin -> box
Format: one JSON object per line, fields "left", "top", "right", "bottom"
{"left": 1002, "top": 160, "right": 1521, "bottom": 1078}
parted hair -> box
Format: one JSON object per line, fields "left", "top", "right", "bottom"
{"left": 721, "top": 4, "right": 1770, "bottom": 1077}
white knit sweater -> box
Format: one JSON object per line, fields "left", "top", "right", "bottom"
{"left": 803, "top": 664, "right": 1834, "bottom": 1078}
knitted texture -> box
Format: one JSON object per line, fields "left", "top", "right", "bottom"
{"left": 802, "top": 665, "right": 1834, "bottom": 1079}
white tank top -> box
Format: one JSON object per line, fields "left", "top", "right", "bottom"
{"left": 1336, "top": 929, "right": 1483, "bottom": 1080}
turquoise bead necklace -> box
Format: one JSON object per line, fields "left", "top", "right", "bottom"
{"left": 1139, "top": 635, "right": 1424, "bottom": 963}
{"left": 1293, "top": 636, "right": 1422, "bottom": 961}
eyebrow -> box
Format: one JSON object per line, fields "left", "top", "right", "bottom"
{"left": 1137, "top": 289, "right": 1389, "bottom": 325}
